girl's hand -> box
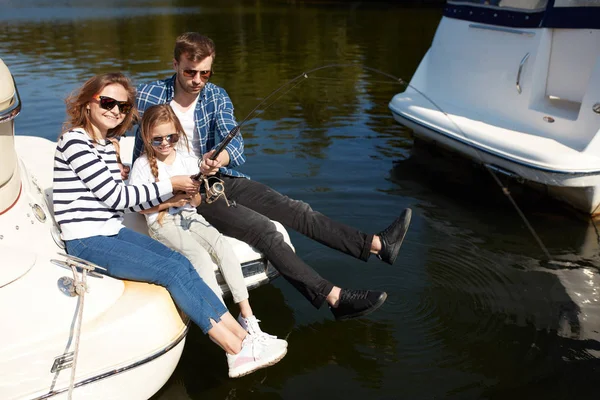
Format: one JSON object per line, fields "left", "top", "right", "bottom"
{"left": 190, "top": 192, "right": 202, "bottom": 207}
{"left": 170, "top": 175, "right": 200, "bottom": 193}
{"left": 170, "top": 193, "right": 191, "bottom": 208}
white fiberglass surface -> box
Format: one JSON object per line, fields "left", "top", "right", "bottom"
{"left": 390, "top": 90, "right": 600, "bottom": 173}
{"left": 545, "top": 30, "right": 599, "bottom": 105}
{"left": 0, "top": 245, "right": 35, "bottom": 287}
{"left": 402, "top": 17, "right": 600, "bottom": 167}
{"left": 0, "top": 59, "right": 14, "bottom": 109}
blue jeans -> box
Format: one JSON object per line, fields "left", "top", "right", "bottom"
{"left": 65, "top": 227, "right": 227, "bottom": 334}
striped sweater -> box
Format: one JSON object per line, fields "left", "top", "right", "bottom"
{"left": 53, "top": 128, "right": 174, "bottom": 240}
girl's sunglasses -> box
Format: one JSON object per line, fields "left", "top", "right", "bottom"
{"left": 182, "top": 69, "right": 212, "bottom": 79}
{"left": 151, "top": 133, "right": 179, "bottom": 147}
{"left": 93, "top": 95, "right": 132, "bottom": 114}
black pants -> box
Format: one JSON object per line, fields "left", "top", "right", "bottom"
{"left": 197, "top": 175, "right": 374, "bottom": 308}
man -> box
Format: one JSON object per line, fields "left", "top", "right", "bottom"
{"left": 133, "top": 32, "right": 412, "bottom": 321}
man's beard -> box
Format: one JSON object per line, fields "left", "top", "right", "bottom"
{"left": 177, "top": 75, "right": 202, "bottom": 95}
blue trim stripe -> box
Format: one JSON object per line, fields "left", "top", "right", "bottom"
{"left": 444, "top": 2, "right": 600, "bottom": 30}
{"left": 444, "top": 3, "right": 545, "bottom": 28}
{"left": 543, "top": 7, "right": 600, "bottom": 29}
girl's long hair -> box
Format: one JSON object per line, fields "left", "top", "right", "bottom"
{"left": 140, "top": 104, "right": 191, "bottom": 224}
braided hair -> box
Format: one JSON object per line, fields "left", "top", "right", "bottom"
{"left": 139, "top": 104, "right": 191, "bottom": 224}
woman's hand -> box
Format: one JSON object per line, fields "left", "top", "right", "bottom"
{"left": 119, "top": 163, "right": 131, "bottom": 180}
{"left": 170, "top": 175, "right": 200, "bottom": 194}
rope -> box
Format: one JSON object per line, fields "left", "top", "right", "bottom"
{"left": 270, "top": 64, "right": 554, "bottom": 261}
{"left": 67, "top": 264, "right": 88, "bottom": 400}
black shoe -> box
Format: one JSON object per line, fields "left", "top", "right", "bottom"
{"left": 377, "top": 208, "right": 412, "bottom": 265}
{"left": 330, "top": 289, "right": 388, "bottom": 320}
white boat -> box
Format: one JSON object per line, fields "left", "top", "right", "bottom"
{"left": 0, "top": 58, "right": 293, "bottom": 399}
{"left": 389, "top": 0, "right": 600, "bottom": 215}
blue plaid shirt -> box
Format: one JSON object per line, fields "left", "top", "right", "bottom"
{"left": 133, "top": 75, "right": 248, "bottom": 178}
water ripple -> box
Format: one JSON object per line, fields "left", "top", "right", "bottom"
{"left": 372, "top": 237, "right": 535, "bottom": 375}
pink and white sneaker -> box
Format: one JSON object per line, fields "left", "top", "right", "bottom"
{"left": 226, "top": 334, "right": 287, "bottom": 378}
{"left": 238, "top": 314, "right": 288, "bottom": 348}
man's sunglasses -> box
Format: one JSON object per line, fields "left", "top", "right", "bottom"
{"left": 94, "top": 95, "right": 132, "bottom": 114}
{"left": 182, "top": 69, "right": 212, "bottom": 79}
{"left": 151, "top": 134, "right": 179, "bottom": 147}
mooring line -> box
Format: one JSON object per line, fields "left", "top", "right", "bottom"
{"left": 221, "top": 63, "right": 553, "bottom": 262}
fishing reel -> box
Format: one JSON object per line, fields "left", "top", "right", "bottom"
{"left": 191, "top": 159, "right": 231, "bottom": 207}
{"left": 191, "top": 130, "right": 242, "bottom": 207}
{"left": 202, "top": 175, "right": 231, "bottom": 206}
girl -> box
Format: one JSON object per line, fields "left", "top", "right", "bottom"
{"left": 53, "top": 73, "right": 287, "bottom": 378}
{"left": 129, "top": 104, "right": 282, "bottom": 343}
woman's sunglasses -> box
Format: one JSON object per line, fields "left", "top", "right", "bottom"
{"left": 182, "top": 69, "right": 212, "bottom": 79}
{"left": 151, "top": 134, "right": 179, "bottom": 147}
{"left": 93, "top": 95, "right": 132, "bottom": 114}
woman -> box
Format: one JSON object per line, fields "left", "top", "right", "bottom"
{"left": 129, "top": 104, "right": 281, "bottom": 342}
{"left": 52, "top": 72, "right": 287, "bottom": 378}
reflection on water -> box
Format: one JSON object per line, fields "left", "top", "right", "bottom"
{"left": 1, "top": 0, "right": 436, "bottom": 143}
{"left": 3, "top": 1, "right": 600, "bottom": 399}
{"left": 390, "top": 141, "right": 600, "bottom": 397}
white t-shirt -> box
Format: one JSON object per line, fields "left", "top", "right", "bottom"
{"left": 129, "top": 152, "right": 201, "bottom": 225}
{"left": 170, "top": 98, "right": 199, "bottom": 157}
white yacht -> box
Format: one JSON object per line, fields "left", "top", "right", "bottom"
{"left": 0, "top": 58, "right": 292, "bottom": 399}
{"left": 389, "top": 0, "right": 600, "bottom": 215}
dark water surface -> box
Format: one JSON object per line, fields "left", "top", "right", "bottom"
{"left": 3, "top": 1, "right": 600, "bottom": 399}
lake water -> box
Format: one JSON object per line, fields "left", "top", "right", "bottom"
{"left": 3, "top": 1, "right": 600, "bottom": 399}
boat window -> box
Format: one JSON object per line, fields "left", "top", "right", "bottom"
{"left": 447, "top": 0, "right": 548, "bottom": 11}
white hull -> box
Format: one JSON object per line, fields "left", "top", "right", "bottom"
{"left": 1, "top": 129, "right": 189, "bottom": 400}
{"left": 388, "top": 4, "right": 600, "bottom": 344}
{"left": 389, "top": 14, "right": 600, "bottom": 216}
{"left": 0, "top": 58, "right": 293, "bottom": 399}
{"left": 1, "top": 135, "right": 291, "bottom": 400}
{"left": 33, "top": 339, "right": 185, "bottom": 400}
{"left": 391, "top": 111, "right": 600, "bottom": 214}
{"left": 15, "top": 292, "right": 187, "bottom": 400}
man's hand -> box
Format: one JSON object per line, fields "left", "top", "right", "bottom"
{"left": 200, "top": 150, "right": 222, "bottom": 176}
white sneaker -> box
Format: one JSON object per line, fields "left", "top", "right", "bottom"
{"left": 238, "top": 314, "right": 286, "bottom": 346}
{"left": 226, "top": 334, "right": 287, "bottom": 378}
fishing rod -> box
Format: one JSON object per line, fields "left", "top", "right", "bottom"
{"left": 191, "top": 63, "right": 557, "bottom": 263}
{"left": 192, "top": 68, "right": 313, "bottom": 176}
{"left": 190, "top": 70, "right": 311, "bottom": 205}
